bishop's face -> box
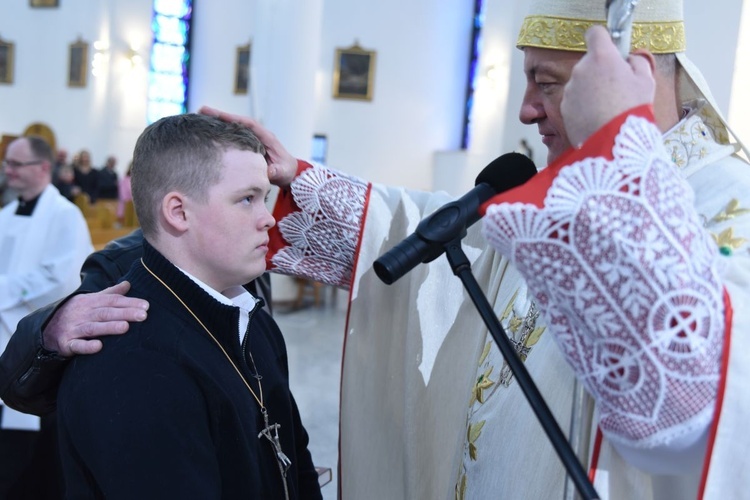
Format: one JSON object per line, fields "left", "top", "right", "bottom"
{"left": 182, "top": 148, "right": 275, "bottom": 293}
{"left": 519, "top": 47, "right": 583, "bottom": 165}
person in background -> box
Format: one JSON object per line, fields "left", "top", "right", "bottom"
{"left": 0, "top": 135, "right": 92, "bottom": 499}
{"left": 53, "top": 164, "right": 80, "bottom": 203}
{"left": 50, "top": 147, "right": 68, "bottom": 188}
{"left": 116, "top": 161, "right": 133, "bottom": 224}
{"left": 97, "top": 155, "right": 119, "bottom": 200}
{"left": 73, "top": 149, "right": 98, "bottom": 203}
{"left": 0, "top": 167, "right": 17, "bottom": 207}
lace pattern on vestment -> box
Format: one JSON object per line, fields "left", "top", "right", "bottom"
{"left": 482, "top": 116, "right": 725, "bottom": 447}
{"left": 271, "top": 165, "right": 368, "bottom": 288}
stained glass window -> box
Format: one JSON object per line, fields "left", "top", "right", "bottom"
{"left": 148, "top": 0, "right": 192, "bottom": 124}
{"left": 461, "top": 0, "right": 485, "bottom": 149}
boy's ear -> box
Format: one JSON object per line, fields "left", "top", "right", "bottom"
{"left": 162, "top": 191, "right": 189, "bottom": 233}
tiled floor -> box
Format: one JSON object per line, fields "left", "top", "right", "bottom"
{"left": 276, "top": 287, "right": 346, "bottom": 500}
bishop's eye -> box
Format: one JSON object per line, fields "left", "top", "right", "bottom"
{"left": 536, "top": 81, "right": 557, "bottom": 94}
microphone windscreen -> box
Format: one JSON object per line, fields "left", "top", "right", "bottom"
{"left": 475, "top": 152, "right": 537, "bottom": 192}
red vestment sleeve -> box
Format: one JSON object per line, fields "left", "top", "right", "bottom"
{"left": 267, "top": 160, "right": 313, "bottom": 269}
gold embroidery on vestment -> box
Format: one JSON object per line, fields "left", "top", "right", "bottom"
{"left": 455, "top": 472, "right": 467, "bottom": 500}
{"left": 517, "top": 16, "right": 685, "bottom": 53}
{"left": 498, "top": 300, "right": 546, "bottom": 386}
{"left": 711, "top": 199, "right": 750, "bottom": 224}
{"left": 705, "top": 200, "right": 750, "bottom": 255}
{"left": 456, "top": 288, "right": 548, "bottom": 495}
{"left": 471, "top": 366, "right": 495, "bottom": 405}
{"left": 665, "top": 116, "right": 717, "bottom": 169}
{"left": 468, "top": 421, "right": 486, "bottom": 461}
{"left": 712, "top": 227, "right": 748, "bottom": 252}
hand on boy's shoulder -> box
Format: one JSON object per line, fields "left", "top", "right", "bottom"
{"left": 42, "top": 281, "right": 149, "bottom": 357}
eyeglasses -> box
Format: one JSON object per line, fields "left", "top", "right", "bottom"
{"left": 2, "top": 159, "right": 43, "bottom": 169}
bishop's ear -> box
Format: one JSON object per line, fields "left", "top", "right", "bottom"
{"left": 630, "top": 49, "right": 656, "bottom": 76}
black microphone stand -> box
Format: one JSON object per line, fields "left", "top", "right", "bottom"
{"left": 442, "top": 237, "right": 600, "bottom": 500}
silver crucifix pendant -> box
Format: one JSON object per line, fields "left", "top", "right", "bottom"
{"left": 259, "top": 411, "right": 292, "bottom": 474}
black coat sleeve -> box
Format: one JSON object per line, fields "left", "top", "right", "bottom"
{"left": 0, "top": 230, "right": 144, "bottom": 415}
{"left": 0, "top": 300, "right": 68, "bottom": 415}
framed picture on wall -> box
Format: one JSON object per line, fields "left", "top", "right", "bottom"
{"left": 68, "top": 38, "right": 88, "bottom": 87}
{"left": 30, "top": 0, "right": 60, "bottom": 6}
{"left": 0, "top": 37, "right": 14, "bottom": 84}
{"left": 333, "top": 42, "right": 376, "bottom": 101}
{"left": 234, "top": 43, "right": 251, "bottom": 95}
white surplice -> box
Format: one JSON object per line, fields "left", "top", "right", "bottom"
{"left": 0, "top": 184, "right": 92, "bottom": 430}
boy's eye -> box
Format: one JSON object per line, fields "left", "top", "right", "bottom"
{"left": 241, "top": 192, "right": 269, "bottom": 205}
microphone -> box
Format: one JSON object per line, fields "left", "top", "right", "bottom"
{"left": 373, "top": 152, "right": 537, "bottom": 285}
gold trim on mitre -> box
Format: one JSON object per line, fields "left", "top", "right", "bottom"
{"left": 517, "top": 15, "right": 685, "bottom": 54}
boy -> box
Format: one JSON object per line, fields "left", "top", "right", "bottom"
{"left": 57, "top": 114, "right": 322, "bottom": 499}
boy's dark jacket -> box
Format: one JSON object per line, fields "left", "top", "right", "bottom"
{"left": 57, "top": 240, "right": 320, "bottom": 499}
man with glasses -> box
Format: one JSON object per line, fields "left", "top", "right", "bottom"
{"left": 0, "top": 135, "right": 92, "bottom": 499}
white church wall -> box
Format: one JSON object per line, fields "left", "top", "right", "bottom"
{"left": 1, "top": 0, "right": 746, "bottom": 185}
{"left": 312, "top": 0, "right": 473, "bottom": 189}
{"left": 247, "top": 0, "right": 323, "bottom": 160}
{"left": 682, "top": 0, "right": 743, "bottom": 116}
{"left": 0, "top": 0, "right": 151, "bottom": 171}
{"left": 729, "top": 0, "right": 750, "bottom": 148}
{"left": 188, "top": 0, "right": 256, "bottom": 120}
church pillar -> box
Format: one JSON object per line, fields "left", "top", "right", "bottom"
{"left": 252, "top": 0, "right": 323, "bottom": 158}
{"left": 251, "top": 0, "right": 325, "bottom": 304}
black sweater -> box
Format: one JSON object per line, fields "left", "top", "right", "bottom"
{"left": 57, "top": 241, "right": 321, "bottom": 499}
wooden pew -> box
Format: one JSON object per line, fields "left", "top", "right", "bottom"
{"left": 89, "top": 227, "right": 138, "bottom": 251}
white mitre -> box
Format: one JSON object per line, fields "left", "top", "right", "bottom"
{"left": 516, "top": 0, "right": 749, "bottom": 158}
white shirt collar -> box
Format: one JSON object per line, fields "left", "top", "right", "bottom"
{"left": 176, "top": 267, "right": 260, "bottom": 343}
